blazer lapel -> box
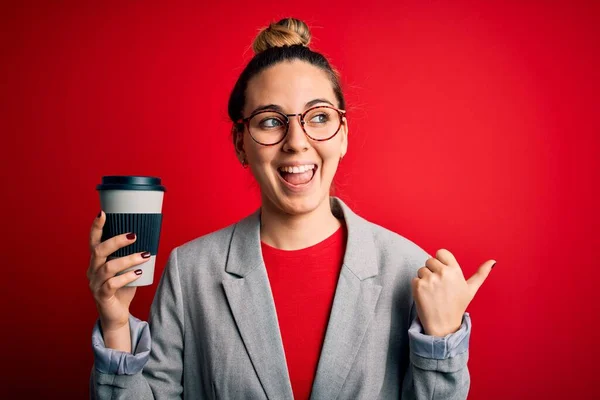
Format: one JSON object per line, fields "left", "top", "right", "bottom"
{"left": 310, "top": 198, "right": 383, "bottom": 400}
{"left": 222, "top": 210, "right": 294, "bottom": 400}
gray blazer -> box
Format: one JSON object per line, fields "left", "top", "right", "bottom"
{"left": 91, "top": 197, "right": 471, "bottom": 399}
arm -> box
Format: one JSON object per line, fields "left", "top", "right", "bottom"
{"left": 90, "top": 248, "right": 185, "bottom": 399}
{"left": 401, "top": 300, "right": 471, "bottom": 400}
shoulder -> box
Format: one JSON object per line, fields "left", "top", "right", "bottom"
{"left": 349, "top": 209, "right": 431, "bottom": 277}
{"left": 171, "top": 220, "right": 237, "bottom": 265}
{"left": 370, "top": 220, "right": 431, "bottom": 264}
{"left": 160, "top": 213, "right": 257, "bottom": 288}
{"left": 333, "top": 196, "right": 431, "bottom": 275}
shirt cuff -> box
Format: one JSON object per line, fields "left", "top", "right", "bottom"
{"left": 91, "top": 314, "right": 151, "bottom": 375}
{"left": 408, "top": 312, "right": 471, "bottom": 360}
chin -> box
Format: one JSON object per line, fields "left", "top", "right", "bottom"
{"left": 270, "top": 190, "right": 327, "bottom": 216}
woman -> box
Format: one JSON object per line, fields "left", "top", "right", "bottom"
{"left": 88, "top": 18, "right": 495, "bottom": 400}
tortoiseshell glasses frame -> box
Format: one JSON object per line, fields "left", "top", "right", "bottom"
{"left": 235, "top": 105, "right": 347, "bottom": 146}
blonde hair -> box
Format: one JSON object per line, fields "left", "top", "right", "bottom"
{"left": 252, "top": 18, "right": 312, "bottom": 54}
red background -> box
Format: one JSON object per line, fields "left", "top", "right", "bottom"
{"left": 2, "top": 1, "right": 598, "bottom": 398}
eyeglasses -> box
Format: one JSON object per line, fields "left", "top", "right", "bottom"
{"left": 236, "top": 105, "right": 347, "bottom": 146}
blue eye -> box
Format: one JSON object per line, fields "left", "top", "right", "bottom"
{"left": 259, "top": 117, "right": 284, "bottom": 129}
{"left": 309, "top": 113, "right": 329, "bottom": 124}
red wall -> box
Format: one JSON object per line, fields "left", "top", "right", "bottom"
{"left": 2, "top": 1, "right": 598, "bottom": 398}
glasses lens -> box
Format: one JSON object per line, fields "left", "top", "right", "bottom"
{"left": 303, "top": 107, "right": 341, "bottom": 140}
{"left": 248, "top": 111, "right": 287, "bottom": 144}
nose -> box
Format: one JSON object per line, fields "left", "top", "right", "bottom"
{"left": 282, "top": 115, "right": 310, "bottom": 153}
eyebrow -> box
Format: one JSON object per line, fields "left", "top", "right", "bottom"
{"left": 250, "top": 98, "right": 335, "bottom": 115}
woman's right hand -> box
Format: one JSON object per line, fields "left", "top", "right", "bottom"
{"left": 87, "top": 211, "right": 150, "bottom": 333}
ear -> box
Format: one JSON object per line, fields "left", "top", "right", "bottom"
{"left": 233, "top": 125, "right": 246, "bottom": 163}
{"left": 340, "top": 116, "right": 349, "bottom": 159}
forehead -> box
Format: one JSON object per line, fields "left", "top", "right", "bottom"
{"left": 244, "top": 60, "right": 336, "bottom": 114}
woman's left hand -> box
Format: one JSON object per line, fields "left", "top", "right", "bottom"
{"left": 412, "top": 249, "right": 496, "bottom": 337}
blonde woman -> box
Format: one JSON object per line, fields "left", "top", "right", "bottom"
{"left": 88, "top": 17, "right": 495, "bottom": 400}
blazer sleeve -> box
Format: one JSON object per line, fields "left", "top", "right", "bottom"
{"left": 89, "top": 248, "right": 185, "bottom": 399}
{"left": 400, "top": 300, "right": 471, "bottom": 400}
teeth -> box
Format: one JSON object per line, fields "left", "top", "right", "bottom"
{"left": 279, "top": 164, "right": 315, "bottom": 174}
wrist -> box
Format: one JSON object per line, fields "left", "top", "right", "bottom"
{"left": 101, "top": 320, "right": 132, "bottom": 353}
{"left": 424, "top": 321, "right": 462, "bottom": 337}
{"left": 99, "top": 315, "right": 129, "bottom": 333}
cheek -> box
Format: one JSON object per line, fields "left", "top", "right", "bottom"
{"left": 319, "top": 149, "right": 341, "bottom": 180}
{"left": 245, "top": 143, "right": 277, "bottom": 177}
{"left": 243, "top": 134, "right": 267, "bottom": 163}
{"left": 320, "top": 141, "right": 343, "bottom": 163}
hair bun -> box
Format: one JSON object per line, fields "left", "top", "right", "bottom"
{"left": 252, "top": 18, "right": 311, "bottom": 54}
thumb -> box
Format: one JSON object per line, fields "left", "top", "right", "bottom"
{"left": 466, "top": 259, "right": 497, "bottom": 298}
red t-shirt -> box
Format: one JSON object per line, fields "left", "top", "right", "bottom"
{"left": 261, "top": 223, "right": 347, "bottom": 400}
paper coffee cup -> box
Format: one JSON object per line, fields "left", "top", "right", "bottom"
{"left": 96, "top": 176, "right": 166, "bottom": 287}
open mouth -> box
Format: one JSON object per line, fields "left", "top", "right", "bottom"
{"left": 277, "top": 164, "right": 318, "bottom": 186}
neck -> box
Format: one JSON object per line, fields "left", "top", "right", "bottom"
{"left": 260, "top": 196, "right": 341, "bottom": 250}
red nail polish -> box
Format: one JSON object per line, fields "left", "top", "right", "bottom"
{"left": 126, "top": 233, "right": 136, "bottom": 240}
{"left": 141, "top": 251, "right": 151, "bottom": 259}
{"left": 134, "top": 269, "right": 143, "bottom": 275}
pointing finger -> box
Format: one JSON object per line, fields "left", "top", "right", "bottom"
{"left": 466, "top": 259, "right": 497, "bottom": 297}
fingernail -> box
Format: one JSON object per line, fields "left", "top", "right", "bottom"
{"left": 126, "top": 233, "right": 136, "bottom": 240}
{"left": 134, "top": 269, "right": 143, "bottom": 275}
{"left": 141, "top": 251, "right": 151, "bottom": 259}
{"left": 492, "top": 262, "right": 497, "bottom": 269}
{"left": 97, "top": 210, "right": 102, "bottom": 218}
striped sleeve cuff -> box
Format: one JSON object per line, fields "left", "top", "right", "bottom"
{"left": 408, "top": 312, "right": 471, "bottom": 360}
{"left": 91, "top": 315, "right": 151, "bottom": 375}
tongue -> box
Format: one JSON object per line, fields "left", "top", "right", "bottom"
{"left": 282, "top": 169, "right": 314, "bottom": 185}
